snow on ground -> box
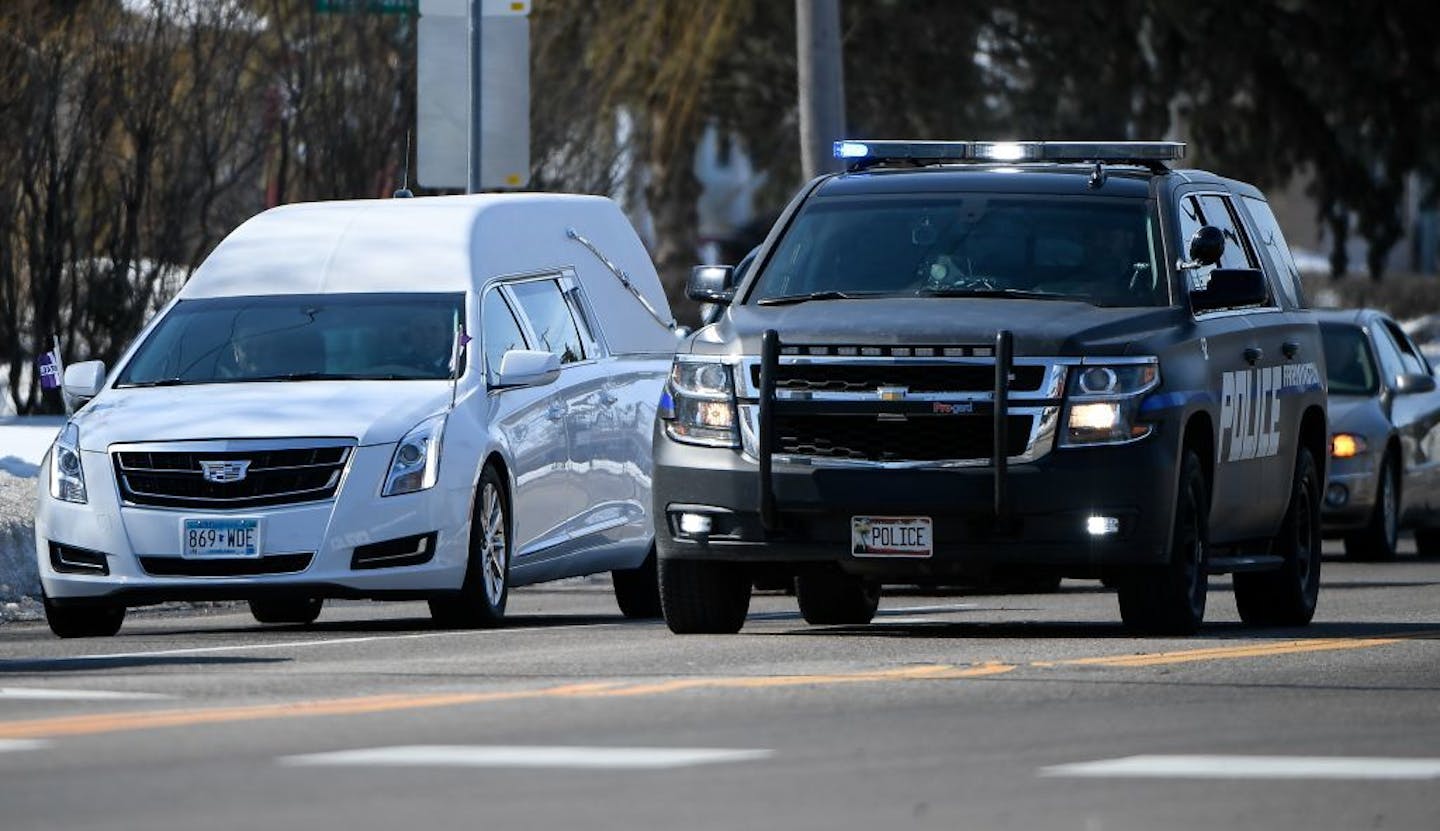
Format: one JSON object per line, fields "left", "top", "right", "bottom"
{"left": 0, "top": 417, "right": 64, "bottom": 620}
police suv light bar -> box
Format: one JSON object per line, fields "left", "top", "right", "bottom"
{"left": 833, "top": 140, "right": 1186, "bottom": 165}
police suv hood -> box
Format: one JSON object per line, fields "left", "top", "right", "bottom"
{"left": 72, "top": 381, "right": 454, "bottom": 451}
{"left": 692, "top": 298, "right": 1185, "bottom": 357}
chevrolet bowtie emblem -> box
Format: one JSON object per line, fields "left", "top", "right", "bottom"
{"left": 877, "top": 386, "right": 907, "bottom": 401}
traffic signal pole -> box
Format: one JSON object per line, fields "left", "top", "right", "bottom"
{"left": 467, "top": 0, "right": 483, "bottom": 193}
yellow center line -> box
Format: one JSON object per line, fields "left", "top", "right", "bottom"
{"left": 1032, "top": 633, "right": 1429, "bottom": 669}
{"left": 0, "top": 664, "right": 1013, "bottom": 741}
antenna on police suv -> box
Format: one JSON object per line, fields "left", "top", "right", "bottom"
{"left": 394, "top": 131, "right": 414, "bottom": 198}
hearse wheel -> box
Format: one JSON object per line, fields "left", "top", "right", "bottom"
{"left": 430, "top": 465, "right": 510, "bottom": 628}
{"left": 612, "top": 547, "right": 662, "bottom": 619}
{"left": 248, "top": 597, "right": 323, "bottom": 625}
{"left": 1235, "top": 447, "right": 1322, "bottom": 626}
{"left": 43, "top": 595, "right": 125, "bottom": 638}
{"left": 1117, "top": 449, "right": 1209, "bottom": 635}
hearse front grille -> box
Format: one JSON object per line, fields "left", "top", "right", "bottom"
{"left": 139, "top": 553, "right": 314, "bottom": 577}
{"left": 114, "top": 443, "right": 353, "bottom": 509}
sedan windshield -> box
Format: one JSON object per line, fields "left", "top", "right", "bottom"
{"left": 750, "top": 194, "right": 1166, "bottom": 307}
{"left": 116, "top": 293, "right": 465, "bottom": 387}
{"left": 1320, "top": 323, "right": 1379, "bottom": 396}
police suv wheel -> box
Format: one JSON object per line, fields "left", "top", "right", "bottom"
{"left": 430, "top": 466, "right": 510, "bottom": 629}
{"left": 1117, "top": 449, "right": 1208, "bottom": 635}
{"left": 658, "top": 558, "right": 751, "bottom": 634}
{"left": 43, "top": 596, "right": 124, "bottom": 639}
{"left": 248, "top": 597, "right": 323, "bottom": 625}
{"left": 1235, "top": 447, "right": 1322, "bottom": 626}
{"left": 612, "top": 548, "right": 662, "bottom": 619}
{"left": 1343, "top": 453, "right": 1399, "bottom": 561}
{"left": 795, "top": 569, "right": 881, "bottom": 625}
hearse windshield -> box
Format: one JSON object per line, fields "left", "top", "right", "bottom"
{"left": 116, "top": 293, "right": 466, "bottom": 386}
{"left": 750, "top": 194, "right": 1166, "bottom": 307}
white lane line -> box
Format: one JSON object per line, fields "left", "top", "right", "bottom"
{"left": 279, "top": 745, "right": 774, "bottom": 770}
{"left": 0, "top": 687, "right": 174, "bottom": 701}
{"left": 1040, "top": 755, "right": 1440, "bottom": 781}
{"left": 0, "top": 739, "right": 50, "bottom": 753}
{"left": 747, "top": 603, "right": 976, "bottom": 622}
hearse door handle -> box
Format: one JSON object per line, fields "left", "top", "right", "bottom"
{"left": 546, "top": 403, "right": 567, "bottom": 421}
{"left": 599, "top": 390, "right": 618, "bottom": 406}
{"left": 1244, "top": 346, "right": 1264, "bottom": 366}
{"left": 1282, "top": 340, "right": 1301, "bottom": 359}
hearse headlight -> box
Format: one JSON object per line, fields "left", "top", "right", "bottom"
{"left": 48, "top": 422, "right": 87, "bottom": 504}
{"left": 1061, "top": 359, "right": 1159, "bottom": 446}
{"left": 660, "top": 358, "right": 739, "bottom": 448}
{"left": 383, "top": 414, "right": 445, "bottom": 496}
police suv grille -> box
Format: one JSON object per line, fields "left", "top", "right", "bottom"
{"left": 761, "top": 363, "right": 1045, "bottom": 394}
{"left": 114, "top": 445, "right": 352, "bottom": 509}
{"left": 775, "top": 414, "right": 1032, "bottom": 462}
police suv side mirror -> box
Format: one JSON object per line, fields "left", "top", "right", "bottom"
{"left": 62, "top": 360, "right": 106, "bottom": 402}
{"left": 687, "top": 265, "right": 736, "bottom": 305}
{"left": 1187, "top": 225, "right": 1226, "bottom": 267}
{"left": 1393, "top": 372, "right": 1438, "bottom": 395}
{"left": 1189, "top": 268, "right": 1269, "bottom": 314}
{"left": 494, "top": 349, "right": 561, "bottom": 388}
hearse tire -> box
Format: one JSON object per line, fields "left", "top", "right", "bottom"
{"left": 44, "top": 596, "right": 125, "bottom": 639}
{"left": 248, "top": 597, "right": 323, "bottom": 625}
{"left": 613, "top": 549, "right": 663, "bottom": 619}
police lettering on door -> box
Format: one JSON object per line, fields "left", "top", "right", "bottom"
{"left": 1218, "top": 363, "right": 1319, "bottom": 463}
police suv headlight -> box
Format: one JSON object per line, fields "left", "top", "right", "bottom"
{"left": 1061, "top": 360, "right": 1159, "bottom": 446}
{"left": 383, "top": 414, "right": 445, "bottom": 496}
{"left": 48, "top": 422, "right": 87, "bottom": 504}
{"left": 659, "top": 358, "right": 739, "bottom": 448}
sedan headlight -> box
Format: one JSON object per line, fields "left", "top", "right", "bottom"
{"left": 1061, "top": 360, "right": 1160, "bottom": 446}
{"left": 1330, "top": 433, "right": 1368, "bottom": 458}
{"left": 659, "top": 358, "right": 739, "bottom": 448}
{"left": 49, "top": 422, "right": 87, "bottom": 504}
{"left": 383, "top": 414, "right": 445, "bottom": 496}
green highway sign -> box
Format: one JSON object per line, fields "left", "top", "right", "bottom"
{"left": 314, "top": 0, "right": 418, "bottom": 14}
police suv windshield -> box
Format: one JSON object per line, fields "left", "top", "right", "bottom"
{"left": 116, "top": 293, "right": 466, "bottom": 386}
{"left": 750, "top": 195, "right": 1166, "bottom": 307}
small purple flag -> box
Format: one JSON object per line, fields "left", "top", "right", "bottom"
{"left": 458, "top": 331, "right": 473, "bottom": 347}
{"left": 37, "top": 350, "right": 61, "bottom": 390}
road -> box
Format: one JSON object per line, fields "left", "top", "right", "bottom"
{"left": 1, "top": 540, "right": 1436, "bottom": 831}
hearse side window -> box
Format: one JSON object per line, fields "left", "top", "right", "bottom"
{"left": 508, "top": 279, "right": 588, "bottom": 364}
{"left": 482, "top": 289, "right": 529, "bottom": 385}
{"left": 562, "top": 284, "right": 604, "bottom": 359}
{"left": 1196, "top": 195, "right": 1258, "bottom": 271}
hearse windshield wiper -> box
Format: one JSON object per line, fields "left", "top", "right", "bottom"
{"left": 756, "top": 290, "right": 885, "bottom": 306}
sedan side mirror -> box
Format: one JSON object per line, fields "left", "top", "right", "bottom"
{"left": 1393, "top": 372, "right": 1438, "bottom": 395}
{"left": 1190, "top": 268, "right": 1269, "bottom": 314}
{"left": 494, "top": 349, "right": 561, "bottom": 388}
{"left": 62, "top": 360, "right": 106, "bottom": 402}
{"left": 687, "top": 265, "right": 735, "bottom": 305}
{"left": 1187, "top": 225, "right": 1226, "bottom": 267}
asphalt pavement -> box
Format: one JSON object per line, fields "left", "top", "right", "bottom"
{"left": 1, "top": 539, "right": 1436, "bottom": 831}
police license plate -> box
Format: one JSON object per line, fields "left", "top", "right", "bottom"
{"left": 851, "top": 516, "right": 933, "bottom": 558}
{"left": 182, "top": 518, "right": 262, "bottom": 558}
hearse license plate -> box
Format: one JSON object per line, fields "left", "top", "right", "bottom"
{"left": 851, "top": 516, "right": 933, "bottom": 558}
{"left": 182, "top": 518, "right": 262, "bottom": 558}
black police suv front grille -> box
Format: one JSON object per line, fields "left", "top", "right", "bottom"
{"left": 757, "top": 363, "right": 1045, "bottom": 394}
{"left": 138, "top": 553, "right": 314, "bottom": 577}
{"left": 114, "top": 446, "right": 351, "bottom": 509}
{"left": 774, "top": 414, "right": 1032, "bottom": 462}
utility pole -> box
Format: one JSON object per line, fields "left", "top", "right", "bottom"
{"left": 797, "top": 0, "right": 845, "bottom": 180}
{"left": 467, "top": 0, "right": 483, "bottom": 193}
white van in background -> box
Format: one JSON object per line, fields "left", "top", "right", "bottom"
{"left": 35, "top": 193, "right": 678, "bottom": 637}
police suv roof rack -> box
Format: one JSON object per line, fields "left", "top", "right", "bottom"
{"left": 833, "top": 140, "right": 1185, "bottom": 174}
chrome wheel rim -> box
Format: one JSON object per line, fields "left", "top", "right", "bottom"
{"left": 480, "top": 482, "right": 507, "bottom": 605}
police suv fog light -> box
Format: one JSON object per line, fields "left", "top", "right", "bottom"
{"left": 1086, "top": 516, "right": 1120, "bottom": 536}
{"left": 1325, "top": 483, "right": 1349, "bottom": 508}
{"left": 679, "top": 513, "right": 713, "bottom": 536}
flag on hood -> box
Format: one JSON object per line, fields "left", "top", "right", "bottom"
{"left": 37, "top": 349, "right": 62, "bottom": 390}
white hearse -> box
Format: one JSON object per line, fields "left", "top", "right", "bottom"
{"left": 35, "top": 193, "right": 678, "bottom": 637}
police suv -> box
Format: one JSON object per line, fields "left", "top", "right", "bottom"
{"left": 653, "top": 140, "right": 1326, "bottom": 635}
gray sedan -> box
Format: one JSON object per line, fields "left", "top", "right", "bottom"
{"left": 1317, "top": 308, "right": 1440, "bottom": 559}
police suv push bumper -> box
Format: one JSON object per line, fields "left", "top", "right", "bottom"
{"left": 654, "top": 331, "right": 1178, "bottom": 579}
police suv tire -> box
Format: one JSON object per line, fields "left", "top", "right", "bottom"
{"left": 1343, "top": 453, "right": 1398, "bottom": 561}
{"left": 430, "top": 466, "right": 510, "bottom": 629}
{"left": 1117, "top": 449, "right": 1208, "bottom": 635}
{"left": 43, "top": 596, "right": 124, "bottom": 639}
{"left": 1235, "top": 447, "right": 1322, "bottom": 626}
{"left": 612, "top": 548, "right": 662, "bottom": 619}
{"left": 658, "top": 558, "right": 751, "bottom": 634}
{"left": 248, "top": 597, "right": 323, "bottom": 625}
{"left": 1414, "top": 528, "right": 1440, "bottom": 559}
{"left": 795, "top": 570, "right": 881, "bottom": 625}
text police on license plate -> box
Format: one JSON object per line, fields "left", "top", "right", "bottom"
{"left": 851, "top": 516, "right": 933, "bottom": 558}
{"left": 182, "top": 518, "right": 262, "bottom": 558}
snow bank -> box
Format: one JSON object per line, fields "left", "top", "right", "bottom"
{"left": 0, "top": 417, "right": 63, "bottom": 620}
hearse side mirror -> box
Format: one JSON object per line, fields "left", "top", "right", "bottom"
{"left": 1393, "top": 372, "right": 1438, "bottom": 395}
{"left": 494, "top": 349, "right": 561, "bottom": 389}
{"left": 62, "top": 360, "right": 106, "bottom": 404}
{"left": 1189, "top": 268, "right": 1269, "bottom": 314}
{"left": 1187, "top": 225, "right": 1226, "bottom": 267}
{"left": 687, "top": 265, "right": 736, "bottom": 305}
